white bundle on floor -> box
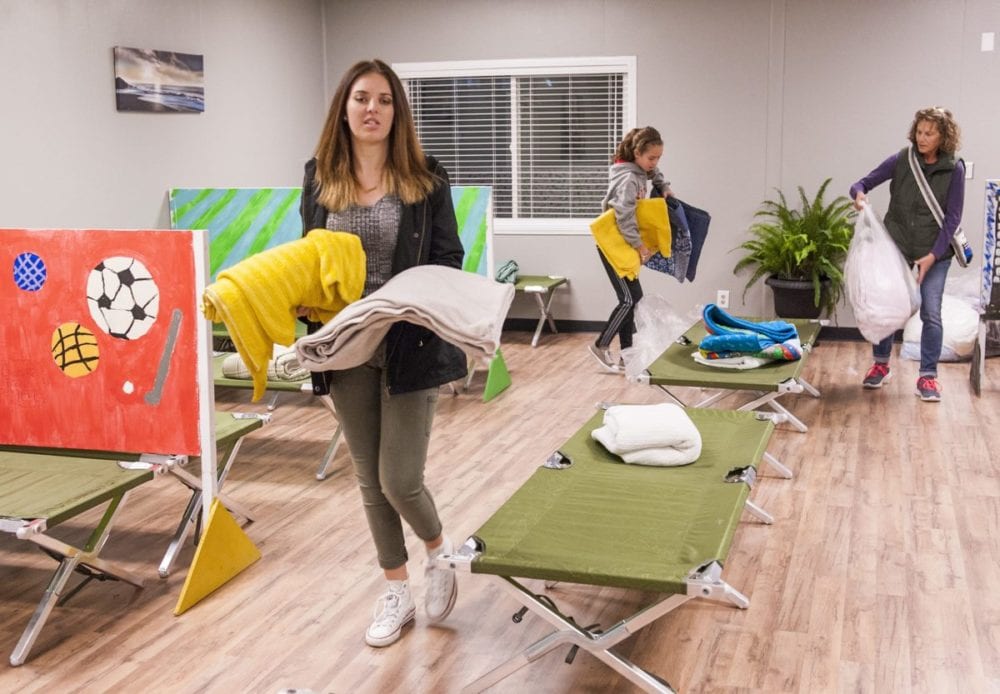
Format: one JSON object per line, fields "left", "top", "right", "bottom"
{"left": 901, "top": 294, "right": 979, "bottom": 361}
{"left": 295, "top": 265, "right": 515, "bottom": 372}
{"left": 591, "top": 403, "right": 702, "bottom": 467}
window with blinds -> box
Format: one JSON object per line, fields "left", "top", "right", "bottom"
{"left": 397, "top": 58, "right": 635, "bottom": 230}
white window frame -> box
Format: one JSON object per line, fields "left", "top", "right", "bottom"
{"left": 395, "top": 56, "right": 637, "bottom": 235}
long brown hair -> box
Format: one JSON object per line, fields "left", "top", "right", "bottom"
{"left": 313, "top": 59, "right": 435, "bottom": 210}
{"left": 614, "top": 126, "right": 663, "bottom": 162}
{"left": 908, "top": 106, "right": 961, "bottom": 154}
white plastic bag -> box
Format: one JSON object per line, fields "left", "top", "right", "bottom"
{"left": 844, "top": 204, "right": 921, "bottom": 343}
{"left": 621, "top": 294, "right": 696, "bottom": 382}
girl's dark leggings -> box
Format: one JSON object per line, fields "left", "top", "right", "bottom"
{"left": 595, "top": 247, "right": 643, "bottom": 349}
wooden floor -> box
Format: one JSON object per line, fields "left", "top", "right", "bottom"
{"left": 2, "top": 331, "right": 999, "bottom": 694}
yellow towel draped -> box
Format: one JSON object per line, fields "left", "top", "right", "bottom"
{"left": 589, "top": 197, "right": 672, "bottom": 280}
{"left": 202, "top": 229, "right": 366, "bottom": 401}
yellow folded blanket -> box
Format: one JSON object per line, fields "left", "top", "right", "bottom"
{"left": 589, "top": 197, "right": 671, "bottom": 280}
{"left": 202, "top": 229, "right": 366, "bottom": 401}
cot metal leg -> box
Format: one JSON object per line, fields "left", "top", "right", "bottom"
{"left": 765, "top": 400, "right": 807, "bottom": 432}
{"left": 266, "top": 392, "right": 281, "bottom": 411}
{"left": 314, "top": 394, "right": 343, "bottom": 481}
{"left": 744, "top": 499, "right": 774, "bottom": 524}
{"left": 464, "top": 357, "right": 478, "bottom": 392}
{"left": 159, "top": 488, "right": 202, "bottom": 578}
{"left": 158, "top": 440, "right": 251, "bottom": 577}
{"left": 736, "top": 393, "right": 808, "bottom": 433}
{"left": 12, "top": 492, "right": 143, "bottom": 667}
{"left": 466, "top": 576, "right": 687, "bottom": 693}
{"left": 693, "top": 390, "right": 731, "bottom": 407}
{"left": 798, "top": 377, "right": 821, "bottom": 398}
{"left": 656, "top": 385, "right": 689, "bottom": 407}
{"left": 166, "top": 465, "right": 253, "bottom": 523}
{"left": 686, "top": 561, "right": 750, "bottom": 608}
{"left": 528, "top": 290, "right": 558, "bottom": 347}
{"left": 762, "top": 452, "right": 793, "bottom": 479}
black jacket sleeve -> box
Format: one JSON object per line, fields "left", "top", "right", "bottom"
{"left": 425, "top": 157, "right": 464, "bottom": 270}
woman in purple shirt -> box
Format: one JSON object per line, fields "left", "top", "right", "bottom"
{"left": 849, "top": 107, "right": 965, "bottom": 402}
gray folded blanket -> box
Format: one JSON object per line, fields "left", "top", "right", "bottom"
{"left": 294, "top": 265, "right": 515, "bottom": 372}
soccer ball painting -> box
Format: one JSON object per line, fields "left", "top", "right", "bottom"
{"left": 86, "top": 256, "right": 160, "bottom": 340}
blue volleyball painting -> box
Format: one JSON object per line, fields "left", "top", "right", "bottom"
{"left": 13, "top": 252, "right": 47, "bottom": 291}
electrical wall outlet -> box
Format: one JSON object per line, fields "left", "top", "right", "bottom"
{"left": 716, "top": 289, "right": 730, "bottom": 309}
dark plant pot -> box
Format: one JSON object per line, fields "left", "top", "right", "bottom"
{"left": 765, "top": 276, "right": 829, "bottom": 319}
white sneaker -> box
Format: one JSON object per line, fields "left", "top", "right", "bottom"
{"left": 424, "top": 536, "right": 458, "bottom": 623}
{"left": 365, "top": 582, "right": 415, "bottom": 647}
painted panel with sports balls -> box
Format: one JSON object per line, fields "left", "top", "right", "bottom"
{"left": 1, "top": 228, "right": 202, "bottom": 454}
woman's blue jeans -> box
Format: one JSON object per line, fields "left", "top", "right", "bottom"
{"left": 872, "top": 257, "right": 951, "bottom": 377}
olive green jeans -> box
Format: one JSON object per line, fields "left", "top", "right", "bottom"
{"left": 327, "top": 362, "right": 442, "bottom": 570}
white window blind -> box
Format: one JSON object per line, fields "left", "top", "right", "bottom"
{"left": 397, "top": 58, "right": 635, "bottom": 230}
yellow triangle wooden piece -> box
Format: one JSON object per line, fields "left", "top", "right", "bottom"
{"left": 173, "top": 498, "right": 261, "bottom": 615}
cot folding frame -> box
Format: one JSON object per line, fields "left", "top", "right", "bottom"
{"left": 212, "top": 351, "right": 343, "bottom": 480}
{"left": 437, "top": 406, "right": 779, "bottom": 692}
{"left": 1, "top": 456, "right": 154, "bottom": 667}
{"left": 0, "top": 411, "right": 266, "bottom": 666}
{"left": 442, "top": 545, "right": 744, "bottom": 694}
{"left": 637, "top": 317, "right": 824, "bottom": 433}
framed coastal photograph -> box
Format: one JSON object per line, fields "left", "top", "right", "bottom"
{"left": 113, "top": 46, "right": 204, "bottom": 113}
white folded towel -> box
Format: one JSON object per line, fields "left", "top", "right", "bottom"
{"left": 602, "top": 403, "right": 701, "bottom": 452}
{"left": 294, "top": 265, "right": 515, "bottom": 372}
{"left": 591, "top": 426, "right": 701, "bottom": 467}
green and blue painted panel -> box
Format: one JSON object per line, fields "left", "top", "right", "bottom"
{"left": 452, "top": 186, "right": 493, "bottom": 278}
{"left": 169, "top": 185, "right": 492, "bottom": 280}
{"left": 168, "top": 187, "right": 302, "bottom": 282}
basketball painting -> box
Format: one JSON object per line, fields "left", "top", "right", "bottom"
{"left": 1, "top": 228, "right": 202, "bottom": 454}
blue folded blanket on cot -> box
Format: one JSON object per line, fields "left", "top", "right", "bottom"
{"left": 698, "top": 304, "right": 802, "bottom": 361}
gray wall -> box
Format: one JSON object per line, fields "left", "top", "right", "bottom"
{"left": 2, "top": 0, "right": 997, "bottom": 326}
{"left": 322, "top": 0, "right": 1000, "bottom": 325}
{"left": 0, "top": 0, "right": 326, "bottom": 229}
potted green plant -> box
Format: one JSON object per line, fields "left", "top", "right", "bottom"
{"left": 733, "top": 178, "right": 855, "bottom": 318}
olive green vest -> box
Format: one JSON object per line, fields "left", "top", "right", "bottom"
{"left": 884, "top": 147, "right": 956, "bottom": 262}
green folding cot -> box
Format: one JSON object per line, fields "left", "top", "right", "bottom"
{"left": 438, "top": 407, "right": 777, "bottom": 692}
{"left": 0, "top": 412, "right": 264, "bottom": 666}
{"left": 513, "top": 275, "right": 568, "bottom": 347}
{"left": 638, "top": 317, "right": 823, "bottom": 433}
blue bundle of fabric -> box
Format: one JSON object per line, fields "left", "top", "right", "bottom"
{"left": 699, "top": 304, "right": 802, "bottom": 361}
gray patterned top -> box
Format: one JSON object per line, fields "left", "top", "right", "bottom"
{"left": 326, "top": 195, "right": 401, "bottom": 297}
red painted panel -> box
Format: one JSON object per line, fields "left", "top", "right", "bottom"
{"left": 1, "top": 229, "right": 201, "bottom": 455}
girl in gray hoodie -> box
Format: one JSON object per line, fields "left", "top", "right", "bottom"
{"left": 589, "top": 126, "right": 672, "bottom": 371}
